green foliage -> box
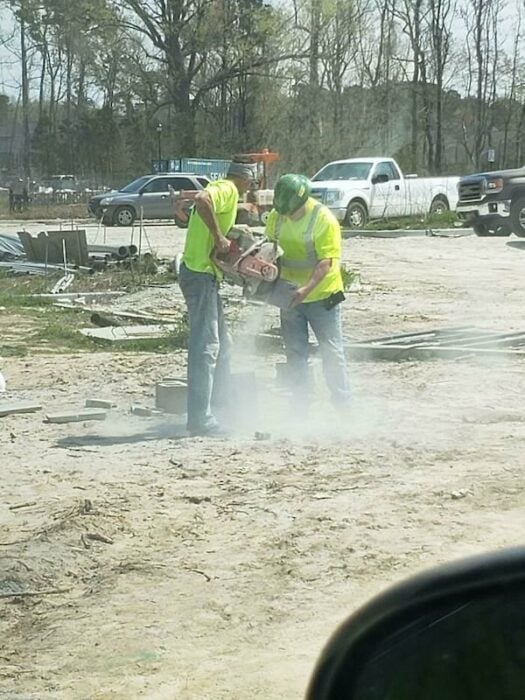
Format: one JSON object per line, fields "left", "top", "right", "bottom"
{"left": 3, "top": 0, "right": 525, "bottom": 183}
{"left": 340, "top": 264, "right": 359, "bottom": 291}
{"left": 365, "top": 211, "right": 460, "bottom": 231}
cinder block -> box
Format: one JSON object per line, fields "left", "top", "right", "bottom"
{"left": 155, "top": 379, "right": 187, "bottom": 414}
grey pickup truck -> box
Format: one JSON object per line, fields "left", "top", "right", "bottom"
{"left": 456, "top": 166, "right": 525, "bottom": 237}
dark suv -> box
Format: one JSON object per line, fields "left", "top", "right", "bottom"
{"left": 456, "top": 167, "right": 525, "bottom": 236}
{"left": 88, "top": 173, "right": 210, "bottom": 226}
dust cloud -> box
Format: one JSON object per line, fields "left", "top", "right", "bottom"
{"left": 226, "top": 297, "right": 383, "bottom": 442}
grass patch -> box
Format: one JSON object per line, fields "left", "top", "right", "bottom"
{"left": 0, "top": 267, "right": 185, "bottom": 355}
{"left": 0, "top": 272, "right": 55, "bottom": 306}
{"left": 364, "top": 211, "right": 460, "bottom": 231}
{"left": 0, "top": 202, "right": 91, "bottom": 221}
{"left": 1, "top": 344, "right": 28, "bottom": 358}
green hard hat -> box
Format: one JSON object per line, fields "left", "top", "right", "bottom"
{"left": 273, "top": 174, "right": 311, "bottom": 215}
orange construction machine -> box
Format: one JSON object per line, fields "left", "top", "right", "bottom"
{"left": 172, "top": 149, "right": 279, "bottom": 227}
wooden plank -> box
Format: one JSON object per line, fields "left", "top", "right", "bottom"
{"left": 35, "top": 292, "right": 125, "bottom": 300}
{"left": 45, "top": 230, "right": 89, "bottom": 266}
{"left": 18, "top": 230, "right": 89, "bottom": 266}
{"left": 434, "top": 331, "right": 525, "bottom": 349}
{"left": 346, "top": 343, "right": 525, "bottom": 361}
{"left": 361, "top": 327, "right": 477, "bottom": 346}
{"left": 17, "top": 231, "right": 39, "bottom": 261}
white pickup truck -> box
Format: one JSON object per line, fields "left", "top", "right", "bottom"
{"left": 309, "top": 157, "right": 460, "bottom": 228}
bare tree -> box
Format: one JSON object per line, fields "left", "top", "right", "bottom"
{"left": 427, "top": 0, "right": 456, "bottom": 171}
{"left": 387, "top": 0, "right": 430, "bottom": 171}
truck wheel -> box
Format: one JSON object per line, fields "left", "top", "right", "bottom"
{"left": 259, "top": 209, "right": 271, "bottom": 225}
{"left": 493, "top": 224, "right": 512, "bottom": 237}
{"left": 345, "top": 201, "right": 368, "bottom": 229}
{"left": 473, "top": 223, "right": 491, "bottom": 236}
{"left": 113, "top": 206, "right": 135, "bottom": 227}
{"left": 430, "top": 196, "right": 449, "bottom": 215}
{"left": 472, "top": 223, "right": 510, "bottom": 237}
{"left": 510, "top": 196, "right": 525, "bottom": 237}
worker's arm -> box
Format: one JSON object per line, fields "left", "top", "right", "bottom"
{"left": 291, "top": 258, "right": 332, "bottom": 307}
{"left": 194, "top": 191, "right": 230, "bottom": 253}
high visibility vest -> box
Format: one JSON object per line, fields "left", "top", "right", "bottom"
{"left": 275, "top": 203, "right": 323, "bottom": 270}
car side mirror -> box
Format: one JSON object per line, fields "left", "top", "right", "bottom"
{"left": 372, "top": 174, "right": 389, "bottom": 185}
{"left": 306, "top": 547, "right": 525, "bottom": 699}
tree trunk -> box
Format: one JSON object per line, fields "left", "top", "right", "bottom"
{"left": 20, "top": 14, "right": 31, "bottom": 178}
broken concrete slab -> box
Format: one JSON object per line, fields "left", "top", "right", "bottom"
{"left": 0, "top": 402, "right": 43, "bottom": 418}
{"left": 85, "top": 399, "right": 114, "bottom": 409}
{"left": 130, "top": 404, "right": 161, "bottom": 417}
{"left": 45, "top": 409, "right": 107, "bottom": 424}
{"left": 80, "top": 324, "right": 177, "bottom": 342}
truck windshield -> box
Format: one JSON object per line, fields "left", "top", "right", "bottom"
{"left": 120, "top": 176, "right": 152, "bottom": 193}
{"left": 313, "top": 162, "right": 372, "bottom": 181}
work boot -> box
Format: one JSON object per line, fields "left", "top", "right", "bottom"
{"left": 188, "top": 423, "right": 230, "bottom": 438}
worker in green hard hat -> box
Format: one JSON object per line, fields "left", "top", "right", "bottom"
{"left": 265, "top": 173, "right": 350, "bottom": 409}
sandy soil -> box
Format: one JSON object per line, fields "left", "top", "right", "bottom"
{"left": 1, "top": 221, "right": 525, "bottom": 698}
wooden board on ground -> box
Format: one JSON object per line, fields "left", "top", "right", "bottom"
{"left": 345, "top": 326, "right": 525, "bottom": 361}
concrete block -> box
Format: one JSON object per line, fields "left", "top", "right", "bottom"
{"left": 155, "top": 379, "right": 187, "bottom": 414}
{"left": 45, "top": 409, "right": 107, "bottom": 424}
{"left": 0, "top": 402, "right": 42, "bottom": 418}
{"left": 85, "top": 399, "right": 114, "bottom": 409}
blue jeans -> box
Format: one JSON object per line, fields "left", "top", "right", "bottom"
{"left": 280, "top": 300, "right": 350, "bottom": 405}
{"left": 178, "top": 264, "right": 231, "bottom": 432}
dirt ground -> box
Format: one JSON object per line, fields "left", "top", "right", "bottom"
{"left": 1, "top": 221, "right": 525, "bottom": 699}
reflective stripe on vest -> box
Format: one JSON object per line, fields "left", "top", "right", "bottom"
{"left": 277, "top": 203, "right": 322, "bottom": 270}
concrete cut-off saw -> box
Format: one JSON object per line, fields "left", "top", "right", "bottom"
{"left": 213, "top": 226, "right": 297, "bottom": 307}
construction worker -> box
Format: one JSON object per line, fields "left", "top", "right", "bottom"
{"left": 178, "top": 160, "right": 254, "bottom": 437}
{"left": 9, "top": 178, "right": 26, "bottom": 212}
{"left": 266, "top": 174, "right": 350, "bottom": 408}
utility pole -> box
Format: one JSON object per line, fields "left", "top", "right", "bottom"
{"left": 156, "top": 122, "right": 163, "bottom": 170}
{"left": 20, "top": 5, "right": 31, "bottom": 179}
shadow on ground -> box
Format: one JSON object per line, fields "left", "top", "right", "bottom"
{"left": 54, "top": 420, "right": 188, "bottom": 448}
